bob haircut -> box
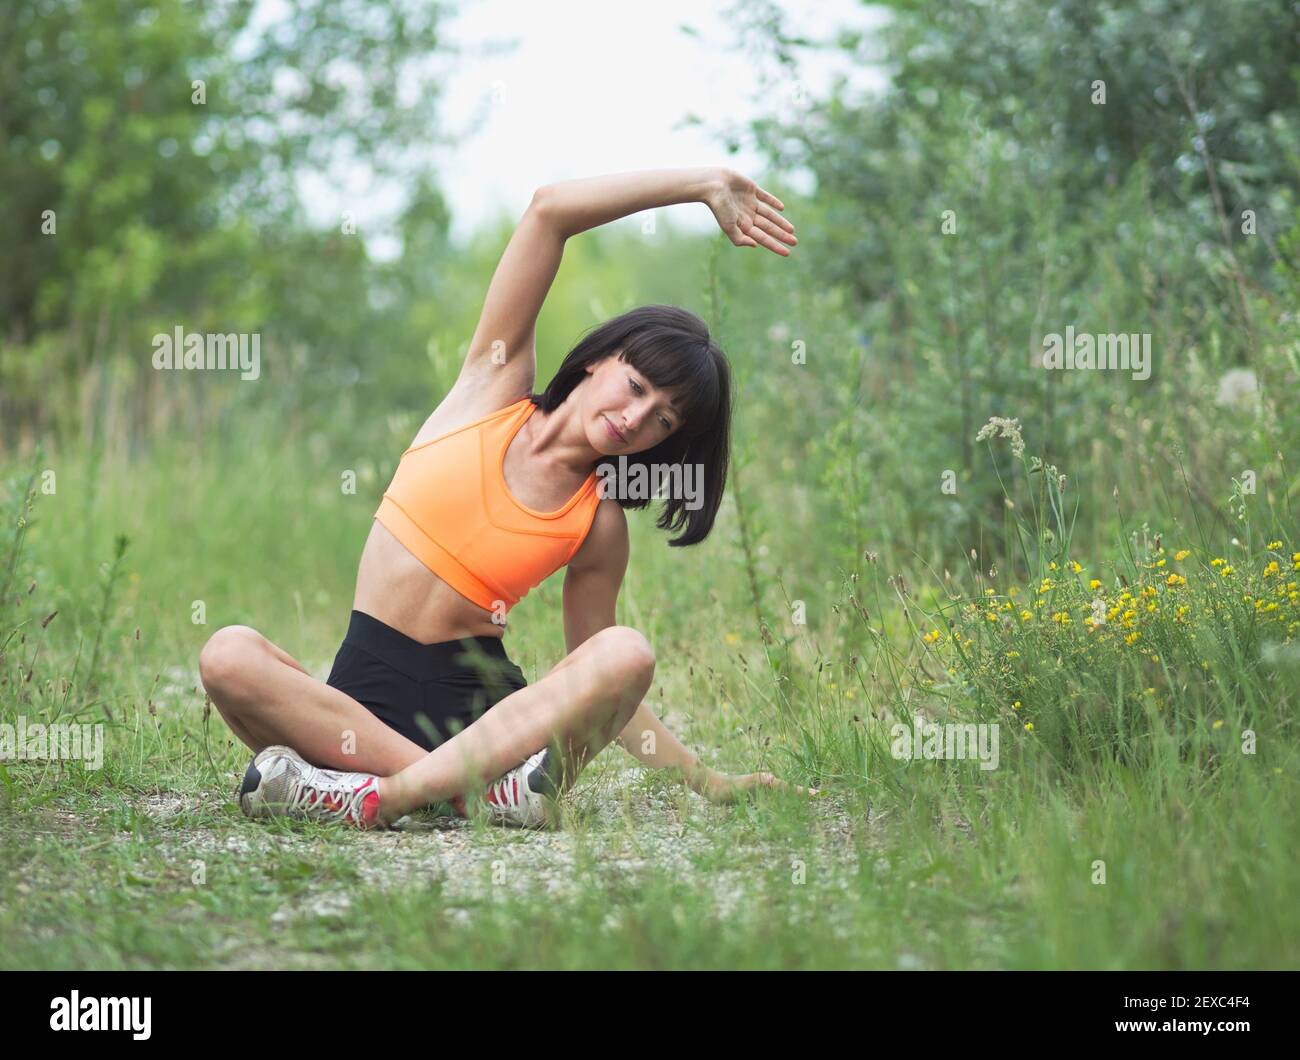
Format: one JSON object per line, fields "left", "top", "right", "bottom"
{"left": 529, "top": 304, "right": 732, "bottom": 547}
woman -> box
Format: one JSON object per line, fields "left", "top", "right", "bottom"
{"left": 198, "top": 165, "right": 810, "bottom": 830}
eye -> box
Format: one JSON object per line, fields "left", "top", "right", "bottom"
{"left": 630, "top": 376, "right": 673, "bottom": 430}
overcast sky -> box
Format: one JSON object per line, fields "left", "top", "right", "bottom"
{"left": 294, "top": 0, "right": 889, "bottom": 257}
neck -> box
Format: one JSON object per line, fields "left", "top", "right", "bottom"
{"left": 525, "top": 399, "right": 601, "bottom": 479}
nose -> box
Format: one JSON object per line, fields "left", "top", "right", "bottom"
{"left": 620, "top": 401, "right": 649, "bottom": 435}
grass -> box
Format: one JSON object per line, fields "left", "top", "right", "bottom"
{"left": 1, "top": 392, "right": 1296, "bottom": 971}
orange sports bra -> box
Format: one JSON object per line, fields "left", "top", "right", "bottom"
{"left": 374, "top": 396, "right": 602, "bottom": 614}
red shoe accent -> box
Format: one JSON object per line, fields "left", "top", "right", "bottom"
{"left": 358, "top": 787, "right": 380, "bottom": 828}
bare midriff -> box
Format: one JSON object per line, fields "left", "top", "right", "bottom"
{"left": 352, "top": 519, "right": 507, "bottom": 645}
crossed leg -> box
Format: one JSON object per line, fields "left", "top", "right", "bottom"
{"left": 198, "top": 624, "right": 653, "bottom": 823}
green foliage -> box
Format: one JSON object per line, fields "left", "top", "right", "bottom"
{"left": 731, "top": 0, "right": 1299, "bottom": 582}
{"left": 1, "top": 0, "right": 454, "bottom": 441}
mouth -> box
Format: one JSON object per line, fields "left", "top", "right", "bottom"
{"left": 603, "top": 416, "right": 627, "bottom": 444}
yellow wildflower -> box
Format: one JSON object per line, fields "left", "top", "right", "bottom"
{"left": 1089, "top": 579, "right": 1102, "bottom": 590}
{"left": 1174, "top": 550, "right": 1191, "bottom": 561}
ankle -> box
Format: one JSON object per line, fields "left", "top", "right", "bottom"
{"left": 375, "top": 775, "right": 405, "bottom": 826}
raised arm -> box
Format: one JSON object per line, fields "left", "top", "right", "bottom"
{"left": 457, "top": 169, "right": 716, "bottom": 394}
{"left": 456, "top": 193, "right": 564, "bottom": 397}
{"left": 456, "top": 166, "right": 795, "bottom": 400}
{"left": 536, "top": 166, "right": 796, "bottom": 253}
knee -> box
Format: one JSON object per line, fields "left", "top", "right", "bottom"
{"left": 591, "top": 625, "right": 655, "bottom": 690}
{"left": 198, "top": 625, "right": 262, "bottom": 696}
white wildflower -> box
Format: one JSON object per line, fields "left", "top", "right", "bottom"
{"left": 975, "top": 416, "right": 1025, "bottom": 458}
{"left": 1215, "top": 368, "right": 1258, "bottom": 408}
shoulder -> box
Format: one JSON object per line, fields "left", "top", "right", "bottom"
{"left": 568, "top": 498, "right": 628, "bottom": 575}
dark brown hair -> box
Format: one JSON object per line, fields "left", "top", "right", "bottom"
{"left": 530, "top": 304, "right": 731, "bottom": 547}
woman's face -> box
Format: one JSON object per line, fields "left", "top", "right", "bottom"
{"left": 581, "top": 352, "right": 682, "bottom": 455}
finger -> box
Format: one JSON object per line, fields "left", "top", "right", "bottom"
{"left": 757, "top": 202, "right": 796, "bottom": 235}
{"left": 753, "top": 212, "right": 797, "bottom": 246}
{"left": 756, "top": 186, "right": 785, "bottom": 211}
{"left": 753, "top": 226, "right": 791, "bottom": 256}
{"left": 748, "top": 219, "right": 792, "bottom": 255}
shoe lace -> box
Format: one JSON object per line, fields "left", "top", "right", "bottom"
{"left": 485, "top": 771, "right": 520, "bottom": 811}
{"left": 289, "top": 768, "right": 371, "bottom": 824}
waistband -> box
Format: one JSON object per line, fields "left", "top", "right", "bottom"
{"left": 341, "top": 609, "right": 513, "bottom": 682}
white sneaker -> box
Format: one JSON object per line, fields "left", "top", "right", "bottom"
{"left": 451, "top": 748, "right": 558, "bottom": 829}
{"left": 238, "top": 745, "right": 384, "bottom": 829}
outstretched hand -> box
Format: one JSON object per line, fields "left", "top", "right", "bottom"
{"left": 703, "top": 168, "right": 798, "bottom": 256}
{"left": 694, "top": 768, "right": 820, "bottom": 805}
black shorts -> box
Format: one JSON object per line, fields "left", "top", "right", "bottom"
{"left": 324, "top": 609, "right": 528, "bottom": 752}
